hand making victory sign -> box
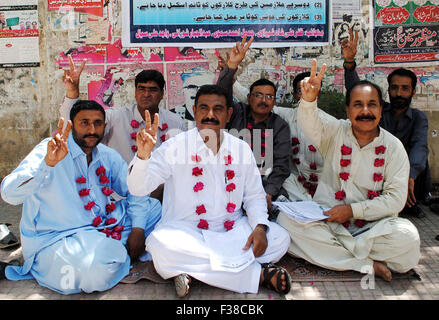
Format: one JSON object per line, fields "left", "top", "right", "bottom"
{"left": 341, "top": 27, "right": 359, "bottom": 63}
{"left": 45, "top": 117, "right": 72, "bottom": 167}
{"left": 136, "top": 110, "right": 159, "bottom": 160}
{"left": 300, "top": 59, "right": 327, "bottom": 103}
{"left": 63, "top": 55, "right": 86, "bottom": 99}
{"left": 226, "top": 34, "right": 254, "bottom": 69}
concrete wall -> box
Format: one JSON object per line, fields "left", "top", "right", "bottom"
{"left": 1, "top": 0, "right": 438, "bottom": 183}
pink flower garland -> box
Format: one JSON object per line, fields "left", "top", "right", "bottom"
{"left": 76, "top": 165, "right": 124, "bottom": 240}
{"left": 192, "top": 154, "right": 236, "bottom": 231}
{"left": 336, "top": 144, "right": 386, "bottom": 229}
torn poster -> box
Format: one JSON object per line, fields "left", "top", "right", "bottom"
{"left": 48, "top": 0, "right": 105, "bottom": 17}
{"left": 0, "top": 0, "right": 40, "bottom": 68}
{"left": 122, "top": 0, "right": 330, "bottom": 48}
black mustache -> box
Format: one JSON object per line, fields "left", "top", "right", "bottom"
{"left": 258, "top": 102, "right": 269, "bottom": 108}
{"left": 83, "top": 134, "right": 100, "bottom": 138}
{"left": 356, "top": 115, "right": 376, "bottom": 120}
{"left": 201, "top": 118, "right": 220, "bottom": 124}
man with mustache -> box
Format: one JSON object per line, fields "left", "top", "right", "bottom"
{"left": 127, "top": 85, "right": 291, "bottom": 297}
{"left": 1, "top": 100, "right": 161, "bottom": 294}
{"left": 60, "top": 56, "right": 186, "bottom": 164}
{"left": 217, "top": 36, "right": 291, "bottom": 213}
{"left": 342, "top": 28, "right": 431, "bottom": 218}
{"left": 277, "top": 60, "right": 420, "bottom": 282}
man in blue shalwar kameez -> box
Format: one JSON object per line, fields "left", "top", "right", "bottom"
{"left": 0, "top": 100, "right": 161, "bottom": 295}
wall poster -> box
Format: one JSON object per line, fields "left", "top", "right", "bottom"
{"left": 0, "top": 0, "right": 40, "bottom": 68}
{"left": 373, "top": 0, "right": 439, "bottom": 65}
{"left": 122, "top": 0, "right": 331, "bottom": 48}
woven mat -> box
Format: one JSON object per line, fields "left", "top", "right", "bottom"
{"left": 277, "top": 255, "right": 421, "bottom": 282}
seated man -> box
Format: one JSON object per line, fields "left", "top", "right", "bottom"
{"left": 0, "top": 100, "right": 161, "bottom": 294}
{"left": 60, "top": 56, "right": 186, "bottom": 161}
{"left": 217, "top": 50, "right": 332, "bottom": 202}
{"left": 277, "top": 60, "right": 420, "bottom": 281}
{"left": 60, "top": 56, "right": 186, "bottom": 202}
{"left": 217, "top": 37, "right": 291, "bottom": 211}
{"left": 342, "top": 28, "right": 431, "bottom": 218}
{"left": 127, "top": 85, "right": 291, "bottom": 297}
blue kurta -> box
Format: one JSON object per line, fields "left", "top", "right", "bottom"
{"left": 0, "top": 135, "right": 161, "bottom": 294}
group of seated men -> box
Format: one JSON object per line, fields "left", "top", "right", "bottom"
{"left": 0, "top": 33, "right": 428, "bottom": 296}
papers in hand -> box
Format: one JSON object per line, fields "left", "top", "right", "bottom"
{"left": 202, "top": 223, "right": 255, "bottom": 273}
{"left": 273, "top": 200, "right": 329, "bottom": 224}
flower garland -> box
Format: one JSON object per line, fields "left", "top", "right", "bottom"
{"left": 192, "top": 153, "right": 236, "bottom": 231}
{"left": 291, "top": 136, "right": 318, "bottom": 197}
{"left": 336, "top": 144, "right": 386, "bottom": 228}
{"left": 130, "top": 119, "right": 169, "bottom": 152}
{"left": 76, "top": 165, "right": 124, "bottom": 240}
{"left": 246, "top": 123, "right": 269, "bottom": 160}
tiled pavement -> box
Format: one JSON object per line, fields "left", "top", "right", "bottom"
{"left": 1, "top": 198, "right": 438, "bottom": 301}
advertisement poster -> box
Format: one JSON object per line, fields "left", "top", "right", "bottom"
{"left": 0, "top": 0, "right": 40, "bottom": 67}
{"left": 373, "top": 0, "right": 439, "bottom": 65}
{"left": 48, "top": 0, "right": 104, "bottom": 17}
{"left": 122, "top": 0, "right": 330, "bottom": 48}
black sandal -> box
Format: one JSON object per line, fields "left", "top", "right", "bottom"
{"left": 260, "top": 263, "right": 291, "bottom": 294}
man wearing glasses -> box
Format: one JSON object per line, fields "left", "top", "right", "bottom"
{"left": 217, "top": 37, "right": 291, "bottom": 213}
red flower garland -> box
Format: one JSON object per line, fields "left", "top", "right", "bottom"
{"left": 130, "top": 120, "right": 140, "bottom": 153}
{"left": 291, "top": 137, "right": 319, "bottom": 197}
{"left": 76, "top": 165, "right": 124, "bottom": 240}
{"left": 336, "top": 144, "right": 386, "bottom": 201}
{"left": 193, "top": 154, "right": 236, "bottom": 231}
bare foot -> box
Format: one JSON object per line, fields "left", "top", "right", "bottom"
{"left": 373, "top": 261, "right": 392, "bottom": 282}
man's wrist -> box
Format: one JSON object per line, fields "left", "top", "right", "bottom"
{"left": 256, "top": 224, "right": 268, "bottom": 232}
{"left": 343, "top": 60, "right": 356, "bottom": 70}
{"left": 66, "top": 90, "right": 80, "bottom": 99}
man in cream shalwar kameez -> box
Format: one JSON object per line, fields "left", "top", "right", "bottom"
{"left": 277, "top": 61, "right": 420, "bottom": 281}
{"left": 127, "top": 85, "right": 290, "bottom": 295}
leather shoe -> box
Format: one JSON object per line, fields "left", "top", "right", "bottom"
{"left": 430, "top": 203, "right": 439, "bottom": 214}
{"left": 401, "top": 205, "right": 425, "bottom": 218}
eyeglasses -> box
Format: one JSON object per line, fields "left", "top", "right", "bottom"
{"left": 251, "top": 92, "right": 275, "bottom": 101}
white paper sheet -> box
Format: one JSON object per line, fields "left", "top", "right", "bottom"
{"left": 273, "top": 200, "right": 330, "bottom": 224}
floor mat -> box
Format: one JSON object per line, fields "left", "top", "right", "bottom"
{"left": 277, "top": 255, "right": 421, "bottom": 282}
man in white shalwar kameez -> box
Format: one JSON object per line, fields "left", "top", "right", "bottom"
{"left": 127, "top": 84, "right": 291, "bottom": 297}
{"left": 276, "top": 60, "right": 420, "bottom": 281}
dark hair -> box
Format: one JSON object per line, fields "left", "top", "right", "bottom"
{"left": 387, "top": 68, "right": 417, "bottom": 90}
{"left": 194, "top": 85, "right": 231, "bottom": 108}
{"left": 70, "top": 100, "right": 105, "bottom": 122}
{"left": 135, "top": 69, "right": 165, "bottom": 90}
{"left": 249, "top": 78, "right": 277, "bottom": 96}
{"left": 345, "top": 80, "right": 384, "bottom": 106}
{"left": 292, "top": 72, "right": 311, "bottom": 93}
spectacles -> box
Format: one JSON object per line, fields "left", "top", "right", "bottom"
{"left": 251, "top": 92, "right": 275, "bottom": 101}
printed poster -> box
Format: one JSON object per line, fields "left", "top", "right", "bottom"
{"left": 372, "top": 0, "right": 439, "bottom": 65}
{"left": 0, "top": 0, "right": 40, "bottom": 67}
{"left": 48, "top": 0, "right": 104, "bottom": 17}
{"left": 122, "top": 0, "right": 330, "bottom": 48}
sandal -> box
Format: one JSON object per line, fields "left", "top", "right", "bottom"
{"left": 0, "top": 224, "right": 19, "bottom": 249}
{"left": 0, "top": 260, "right": 19, "bottom": 280}
{"left": 260, "top": 263, "right": 291, "bottom": 295}
{"left": 174, "top": 273, "right": 191, "bottom": 298}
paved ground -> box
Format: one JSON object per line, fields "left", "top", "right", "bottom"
{"left": 1, "top": 198, "right": 438, "bottom": 301}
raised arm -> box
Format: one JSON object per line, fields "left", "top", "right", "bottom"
{"left": 59, "top": 55, "right": 86, "bottom": 121}
{"left": 342, "top": 28, "right": 360, "bottom": 91}
{"left": 216, "top": 36, "right": 253, "bottom": 107}
{"left": 127, "top": 110, "right": 169, "bottom": 197}
{"left": 1, "top": 118, "right": 72, "bottom": 205}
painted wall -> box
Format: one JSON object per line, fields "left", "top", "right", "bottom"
{"left": 0, "top": 0, "right": 438, "bottom": 183}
